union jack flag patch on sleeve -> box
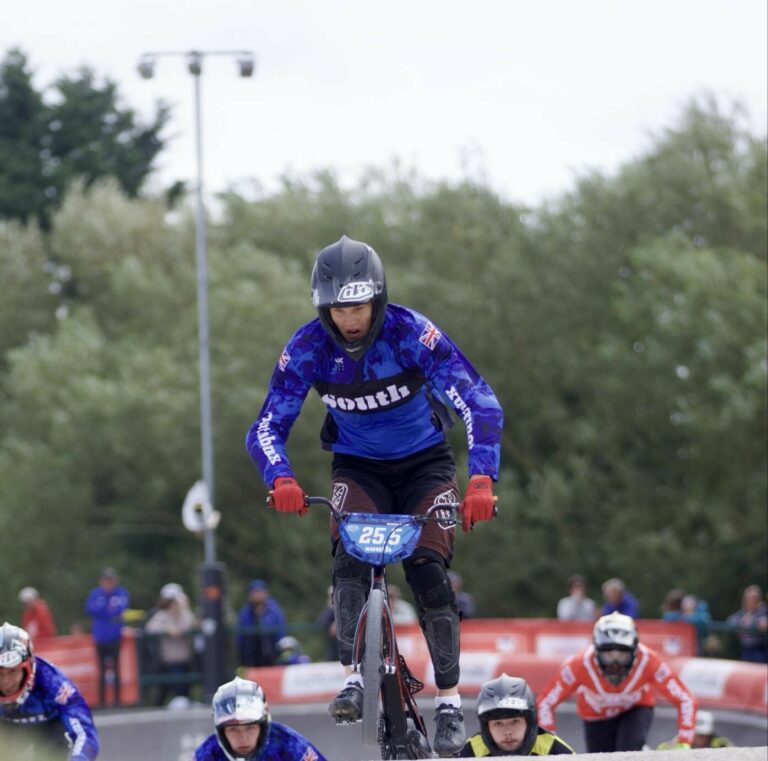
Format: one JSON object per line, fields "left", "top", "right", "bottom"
{"left": 419, "top": 322, "right": 442, "bottom": 350}
{"left": 301, "top": 748, "right": 319, "bottom": 761}
{"left": 278, "top": 349, "right": 291, "bottom": 371}
{"left": 55, "top": 682, "right": 75, "bottom": 704}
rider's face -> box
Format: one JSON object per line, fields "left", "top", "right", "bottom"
{"left": 0, "top": 666, "right": 24, "bottom": 696}
{"left": 223, "top": 723, "right": 261, "bottom": 754}
{"left": 329, "top": 303, "right": 373, "bottom": 343}
{"left": 487, "top": 716, "right": 528, "bottom": 752}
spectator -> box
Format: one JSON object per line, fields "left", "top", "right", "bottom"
{"left": 316, "top": 585, "right": 339, "bottom": 662}
{"left": 662, "top": 591, "right": 712, "bottom": 655}
{"left": 448, "top": 571, "right": 477, "bottom": 620}
{"left": 0, "top": 622, "right": 100, "bottom": 759}
{"left": 18, "top": 587, "right": 57, "bottom": 640}
{"left": 144, "top": 583, "right": 197, "bottom": 705}
{"left": 84, "top": 567, "right": 130, "bottom": 708}
{"left": 601, "top": 577, "right": 639, "bottom": 619}
{"left": 726, "top": 585, "right": 768, "bottom": 663}
{"left": 657, "top": 709, "right": 733, "bottom": 750}
{"left": 276, "top": 635, "right": 311, "bottom": 665}
{"left": 236, "top": 579, "right": 287, "bottom": 667}
{"left": 556, "top": 575, "right": 596, "bottom": 622}
{"left": 661, "top": 588, "right": 685, "bottom": 616}
{"left": 388, "top": 584, "right": 418, "bottom": 625}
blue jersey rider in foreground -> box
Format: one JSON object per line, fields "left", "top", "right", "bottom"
{"left": 0, "top": 622, "right": 100, "bottom": 760}
{"left": 193, "top": 677, "right": 327, "bottom": 761}
{"left": 246, "top": 236, "right": 504, "bottom": 756}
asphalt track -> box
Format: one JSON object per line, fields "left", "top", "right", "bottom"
{"left": 94, "top": 699, "right": 767, "bottom": 760}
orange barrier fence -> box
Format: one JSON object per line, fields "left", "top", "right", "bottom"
{"left": 35, "top": 631, "right": 140, "bottom": 707}
{"left": 246, "top": 653, "right": 767, "bottom": 715}
{"left": 395, "top": 618, "right": 697, "bottom": 659}
{"left": 245, "top": 619, "right": 766, "bottom": 715}
{"left": 31, "top": 618, "right": 764, "bottom": 714}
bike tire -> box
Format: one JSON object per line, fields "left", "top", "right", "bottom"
{"left": 362, "top": 588, "right": 385, "bottom": 747}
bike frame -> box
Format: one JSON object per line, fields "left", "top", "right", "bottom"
{"left": 307, "top": 497, "right": 458, "bottom": 760}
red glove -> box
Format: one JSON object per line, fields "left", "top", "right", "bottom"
{"left": 269, "top": 477, "right": 307, "bottom": 515}
{"left": 460, "top": 475, "right": 496, "bottom": 533}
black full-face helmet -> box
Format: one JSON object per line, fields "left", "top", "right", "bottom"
{"left": 477, "top": 673, "right": 538, "bottom": 756}
{"left": 310, "top": 235, "right": 387, "bottom": 360}
{"left": 593, "top": 612, "right": 639, "bottom": 685}
{"left": 0, "top": 622, "right": 36, "bottom": 707}
{"left": 212, "top": 677, "right": 271, "bottom": 760}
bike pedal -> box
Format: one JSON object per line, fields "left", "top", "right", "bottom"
{"left": 333, "top": 718, "right": 361, "bottom": 726}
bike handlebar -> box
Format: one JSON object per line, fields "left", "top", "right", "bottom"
{"left": 304, "top": 495, "right": 462, "bottom": 525}
{"left": 267, "top": 494, "right": 497, "bottom": 525}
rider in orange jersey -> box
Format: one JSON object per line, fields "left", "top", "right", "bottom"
{"left": 536, "top": 613, "right": 698, "bottom": 752}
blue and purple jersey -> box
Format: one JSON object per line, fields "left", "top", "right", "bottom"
{"left": 193, "top": 721, "right": 327, "bottom": 760}
{"left": 0, "top": 656, "right": 100, "bottom": 760}
{"left": 246, "top": 304, "right": 503, "bottom": 486}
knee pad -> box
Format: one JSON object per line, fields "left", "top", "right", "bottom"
{"left": 403, "top": 554, "right": 460, "bottom": 688}
{"left": 402, "top": 552, "right": 456, "bottom": 612}
{"left": 332, "top": 547, "right": 369, "bottom": 665}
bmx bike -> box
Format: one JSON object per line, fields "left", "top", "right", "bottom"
{"left": 307, "top": 495, "right": 460, "bottom": 760}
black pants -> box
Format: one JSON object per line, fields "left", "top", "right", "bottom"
{"left": 330, "top": 442, "right": 462, "bottom": 688}
{"left": 96, "top": 640, "right": 122, "bottom": 707}
{"left": 584, "top": 705, "right": 654, "bottom": 752}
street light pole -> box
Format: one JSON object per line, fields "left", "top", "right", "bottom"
{"left": 138, "top": 49, "right": 255, "bottom": 699}
{"left": 189, "top": 52, "right": 216, "bottom": 566}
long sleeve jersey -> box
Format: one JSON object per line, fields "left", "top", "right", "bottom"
{"left": 246, "top": 304, "right": 503, "bottom": 486}
{"left": 536, "top": 643, "right": 698, "bottom": 745}
{"left": 0, "top": 657, "right": 100, "bottom": 760}
{"left": 193, "top": 722, "right": 327, "bottom": 760}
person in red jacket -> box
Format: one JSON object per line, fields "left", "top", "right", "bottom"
{"left": 536, "top": 612, "right": 697, "bottom": 753}
{"left": 18, "top": 588, "right": 57, "bottom": 640}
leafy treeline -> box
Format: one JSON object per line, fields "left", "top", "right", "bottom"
{"left": 0, "top": 49, "right": 169, "bottom": 230}
{"left": 0, "top": 96, "right": 765, "bottom": 634}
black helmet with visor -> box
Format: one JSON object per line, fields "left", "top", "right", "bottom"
{"left": 310, "top": 235, "right": 387, "bottom": 360}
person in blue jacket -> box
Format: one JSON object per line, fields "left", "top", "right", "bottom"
{"left": 0, "top": 622, "right": 100, "bottom": 760}
{"left": 193, "top": 676, "right": 327, "bottom": 761}
{"left": 84, "top": 567, "right": 129, "bottom": 707}
{"left": 600, "top": 578, "right": 640, "bottom": 619}
{"left": 236, "top": 580, "right": 287, "bottom": 667}
{"left": 246, "top": 236, "right": 504, "bottom": 756}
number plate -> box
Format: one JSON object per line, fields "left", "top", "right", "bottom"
{"left": 339, "top": 513, "right": 423, "bottom": 565}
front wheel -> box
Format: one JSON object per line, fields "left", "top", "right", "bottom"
{"left": 361, "top": 588, "right": 385, "bottom": 747}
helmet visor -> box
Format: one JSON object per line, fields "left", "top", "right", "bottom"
{"left": 213, "top": 692, "right": 268, "bottom": 726}
{"left": 597, "top": 648, "right": 633, "bottom": 665}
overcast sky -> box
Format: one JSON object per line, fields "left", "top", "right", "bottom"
{"left": 5, "top": 0, "right": 767, "bottom": 206}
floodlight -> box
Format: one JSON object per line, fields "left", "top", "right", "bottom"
{"left": 237, "top": 54, "right": 255, "bottom": 77}
{"left": 187, "top": 52, "right": 203, "bottom": 76}
{"left": 137, "top": 56, "right": 155, "bottom": 79}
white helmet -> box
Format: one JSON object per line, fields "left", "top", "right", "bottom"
{"left": 0, "top": 623, "right": 36, "bottom": 707}
{"left": 695, "top": 710, "right": 715, "bottom": 735}
{"left": 212, "top": 677, "right": 270, "bottom": 760}
{"left": 593, "top": 612, "right": 638, "bottom": 649}
{"left": 593, "top": 613, "right": 638, "bottom": 684}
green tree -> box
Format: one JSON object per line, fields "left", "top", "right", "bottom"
{"left": 0, "top": 48, "right": 170, "bottom": 230}
{"left": 0, "top": 96, "right": 764, "bottom": 634}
